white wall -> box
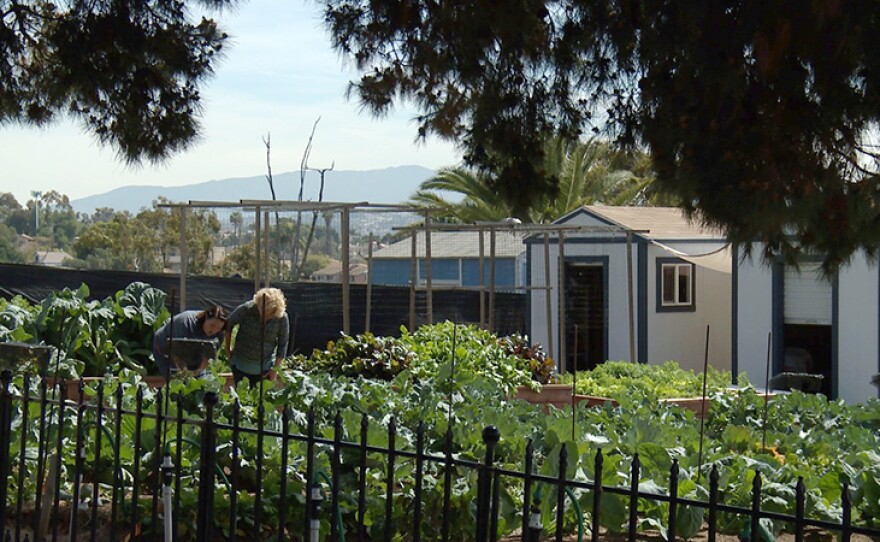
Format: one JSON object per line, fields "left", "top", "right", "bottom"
{"left": 837, "top": 251, "right": 879, "bottom": 403}
{"left": 527, "top": 235, "right": 635, "bottom": 365}
{"left": 736, "top": 248, "right": 880, "bottom": 402}
{"left": 647, "top": 242, "right": 731, "bottom": 372}
{"left": 735, "top": 251, "right": 774, "bottom": 384}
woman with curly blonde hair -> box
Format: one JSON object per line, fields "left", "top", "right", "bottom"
{"left": 224, "top": 287, "right": 290, "bottom": 385}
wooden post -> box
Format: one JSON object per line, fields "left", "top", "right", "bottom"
{"left": 425, "top": 215, "right": 433, "bottom": 325}
{"left": 544, "top": 233, "right": 554, "bottom": 362}
{"left": 365, "top": 233, "right": 374, "bottom": 332}
{"left": 409, "top": 231, "right": 417, "bottom": 330}
{"left": 341, "top": 208, "right": 351, "bottom": 334}
{"left": 178, "top": 207, "right": 188, "bottom": 310}
{"left": 479, "top": 228, "right": 486, "bottom": 328}
{"left": 558, "top": 230, "right": 567, "bottom": 372}
{"left": 263, "top": 210, "right": 271, "bottom": 287}
{"left": 254, "top": 206, "right": 262, "bottom": 292}
{"left": 626, "top": 231, "right": 636, "bottom": 363}
{"left": 488, "top": 228, "right": 496, "bottom": 333}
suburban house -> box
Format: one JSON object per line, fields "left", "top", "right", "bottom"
{"left": 33, "top": 250, "right": 73, "bottom": 267}
{"left": 312, "top": 260, "right": 369, "bottom": 284}
{"left": 526, "top": 206, "right": 731, "bottom": 374}
{"left": 734, "top": 248, "right": 879, "bottom": 402}
{"left": 370, "top": 230, "right": 527, "bottom": 289}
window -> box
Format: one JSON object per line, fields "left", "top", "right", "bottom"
{"left": 657, "top": 259, "right": 695, "bottom": 311}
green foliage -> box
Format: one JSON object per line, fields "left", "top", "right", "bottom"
{"left": 321, "top": 0, "right": 880, "bottom": 269}
{"left": 3, "top": 363, "right": 880, "bottom": 540}
{"left": 401, "top": 322, "right": 536, "bottom": 395}
{"left": 0, "top": 0, "right": 234, "bottom": 164}
{"left": 286, "top": 332, "right": 416, "bottom": 380}
{"left": 73, "top": 203, "right": 220, "bottom": 273}
{"left": 287, "top": 323, "right": 553, "bottom": 391}
{"left": 411, "top": 138, "right": 667, "bottom": 224}
{"left": 0, "top": 282, "right": 170, "bottom": 377}
{"left": 559, "top": 360, "right": 742, "bottom": 400}
{"left": 0, "top": 224, "right": 24, "bottom": 263}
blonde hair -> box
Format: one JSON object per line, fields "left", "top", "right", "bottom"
{"left": 253, "top": 287, "right": 286, "bottom": 320}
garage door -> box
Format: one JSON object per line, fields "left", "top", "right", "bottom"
{"left": 784, "top": 262, "right": 832, "bottom": 325}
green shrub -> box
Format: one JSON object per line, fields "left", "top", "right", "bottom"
{"left": 286, "top": 331, "right": 415, "bottom": 380}
{"left": 286, "top": 323, "right": 554, "bottom": 392}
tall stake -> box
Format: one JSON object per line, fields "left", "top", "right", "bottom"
{"left": 762, "top": 331, "right": 772, "bottom": 451}
{"left": 448, "top": 321, "right": 457, "bottom": 431}
{"left": 161, "top": 289, "right": 177, "bottom": 541}
{"left": 571, "top": 324, "right": 578, "bottom": 441}
{"left": 696, "top": 325, "right": 710, "bottom": 483}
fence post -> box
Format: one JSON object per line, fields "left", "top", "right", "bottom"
{"left": 0, "top": 369, "right": 13, "bottom": 515}
{"left": 196, "top": 391, "right": 219, "bottom": 542}
{"left": 476, "top": 425, "right": 501, "bottom": 542}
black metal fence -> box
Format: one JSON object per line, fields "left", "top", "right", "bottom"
{"left": 1, "top": 371, "right": 879, "bottom": 542}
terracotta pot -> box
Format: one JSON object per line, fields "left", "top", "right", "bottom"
{"left": 515, "top": 384, "right": 575, "bottom": 410}
{"left": 660, "top": 391, "right": 776, "bottom": 419}
{"left": 44, "top": 376, "right": 103, "bottom": 403}
{"left": 660, "top": 396, "right": 711, "bottom": 418}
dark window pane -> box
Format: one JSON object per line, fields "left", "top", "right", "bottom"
{"left": 678, "top": 265, "right": 691, "bottom": 304}
{"left": 662, "top": 265, "right": 675, "bottom": 304}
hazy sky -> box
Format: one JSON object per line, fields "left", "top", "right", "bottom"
{"left": 0, "top": 1, "right": 460, "bottom": 205}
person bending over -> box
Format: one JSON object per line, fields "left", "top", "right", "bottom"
{"left": 152, "top": 305, "right": 227, "bottom": 379}
{"left": 225, "top": 287, "right": 290, "bottom": 386}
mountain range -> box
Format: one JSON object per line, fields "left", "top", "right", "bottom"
{"left": 70, "top": 165, "right": 437, "bottom": 214}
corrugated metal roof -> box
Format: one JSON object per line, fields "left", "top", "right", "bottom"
{"left": 580, "top": 206, "right": 725, "bottom": 239}
{"left": 372, "top": 231, "right": 526, "bottom": 259}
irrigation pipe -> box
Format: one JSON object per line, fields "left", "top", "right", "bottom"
{"left": 533, "top": 483, "right": 585, "bottom": 542}
{"left": 315, "top": 469, "right": 346, "bottom": 542}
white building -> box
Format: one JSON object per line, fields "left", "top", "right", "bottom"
{"left": 734, "top": 247, "right": 878, "bottom": 402}
{"left": 527, "top": 206, "right": 731, "bottom": 374}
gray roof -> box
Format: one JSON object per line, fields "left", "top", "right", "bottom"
{"left": 372, "top": 231, "right": 526, "bottom": 259}
{"left": 570, "top": 206, "right": 725, "bottom": 239}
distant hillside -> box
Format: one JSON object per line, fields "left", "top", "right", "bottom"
{"left": 71, "top": 165, "right": 437, "bottom": 214}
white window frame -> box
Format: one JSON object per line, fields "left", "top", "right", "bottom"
{"left": 660, "top": 262, "right": 694, "bottom": 308}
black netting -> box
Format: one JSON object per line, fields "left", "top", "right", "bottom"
{"left": 0, "top": 263, "right": 527, "bottom": 354}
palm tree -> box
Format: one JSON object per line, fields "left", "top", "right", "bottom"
{"left": 410, "top": 138, "right": 665, "bottom": 223}
{"left": 409, "top": 167, "right": 513, "bottom": 223}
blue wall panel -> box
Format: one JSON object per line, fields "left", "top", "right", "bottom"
{"left": 371, "top": 260, "right": 411, "bottom": 285}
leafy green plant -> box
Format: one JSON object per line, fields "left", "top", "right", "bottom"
{"left": 1, "top": 282, "right": 169, "bottom": 377}
{"left": 285, "top": 331, "right": 416, "bottom": 380}
{"left": 498, "top": 332, "right": 557, "bottom": 384}
{"left": 560, "top": 360, "right": 743, "bottom": 400}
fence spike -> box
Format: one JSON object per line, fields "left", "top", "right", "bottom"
{"left": 330, "top": 411, "right": 343, "bottom": 542}
{"left": 304, "top": 408, "right": 316, "bottom": 540}
{"left": 841, "top": 482, "right": 852, "bottom": 542}
{"left": 521, "top": 439, "right": 535, "bottom": 542}
{"left": 414, "top": 421, "right": 426, "bottom": 542}
{"left": 668, "top": 459, "right": 679, "bottom": 542}
{"left": 476, "top": 426, "right": 501, "bottom": 542}
{"left": 229, "top": 398, "right": 241, "bottom": 542}
{"left": 749, "top": 471, "right": 763, "bottom": 542}
{"left": 384, "top": 417, "right": 397, "bottom": 542}
{"left": 555, "top": 444, "right": 568, "bottom": 542}
{"left": 708, "top": 465, "right": 719, "bottom": 542}
{"left": 592, "top": 449, "right": 604, "bottom": 542}
{"left": 628, "top": 454, "right": 640, "bottom": 542}
{"left": 794, "top": 476, "right": 806, "bottom": 542}
{"left": 357, "top": 413, "right": 369, "bottom": 542}
{"left": 441, "top": 427, "right": 454, "bottom": 541}
{"left": 277, "top": 406, "right": 291, "bottom": 541}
